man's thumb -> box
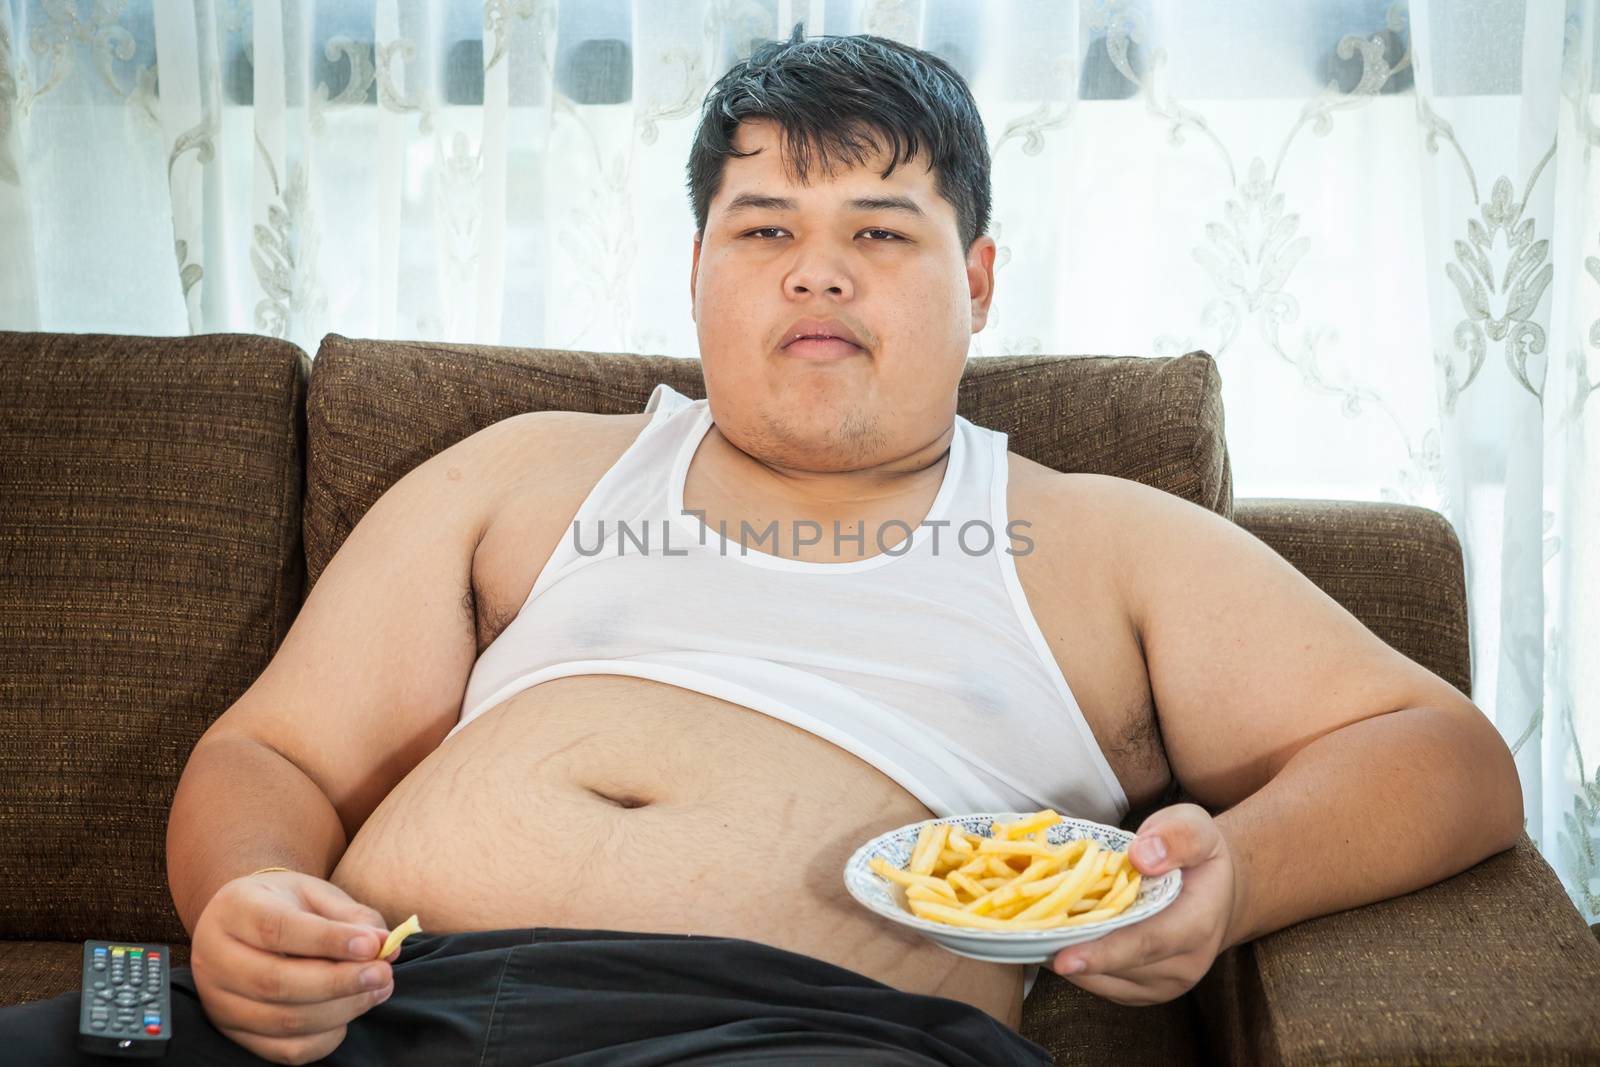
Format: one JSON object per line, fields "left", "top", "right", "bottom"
{"left": 1130, "top": 802, "right": 1215, "bottom": 874}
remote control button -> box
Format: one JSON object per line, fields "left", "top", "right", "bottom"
{"left": 90, "top": 1019, "right": 106, "bottom": 1031}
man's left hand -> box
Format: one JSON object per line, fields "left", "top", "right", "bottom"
{"left": 1046, "top": 803, "right": 1245, "bottom": 1006}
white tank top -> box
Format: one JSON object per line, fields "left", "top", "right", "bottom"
{"left": 446, "top": 382, "right": 1129, "bottom": 829}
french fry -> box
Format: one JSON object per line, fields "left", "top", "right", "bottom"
{"left": 976, "top": 838, "right": 1058, "bottom": 859}
{"left": 1016, "top": 846, "right": 1106, "bottom": 921}
{"left": 907, "top": 824, "right": 947, "bottom": 875}
{"left": 380, "top": 913, "right": 422, "bottom": 960}
{"left": 947, "top": 870, "right": 987, "bottom": 900}
{"left": 906, "top": 883, "right": 955, "bottom": 905}
{"left": 955, "top": 856, "right": 988, "bottom": 879}
{"left": 870, "top": 856, "right": 960, "bottom": 900}
{"left": 994, "top": 810, "right": 1062, "bottom": 839}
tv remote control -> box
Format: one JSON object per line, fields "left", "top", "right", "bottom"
{"left": 77, "top": 940, "right": 170, "bottom": 1058}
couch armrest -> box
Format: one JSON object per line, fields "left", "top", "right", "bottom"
{"left": 1199, "top": 500, "right": 1600, "bottom": 1059}
{"left": 1232, "top": 497, "right": 1471, "bottom": 695}
{"left": 1193, "top": 833, "right": 1600, "bottom": 1064}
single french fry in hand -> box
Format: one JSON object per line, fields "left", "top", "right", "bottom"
{"left": 380, "top": 913, "right": 422, "bottom": 961}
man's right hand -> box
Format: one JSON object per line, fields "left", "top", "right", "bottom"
{"left": 189, "top": 869, "right": 398, "bottom": 1066}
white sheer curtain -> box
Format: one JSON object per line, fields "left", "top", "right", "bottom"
{"left": 0, "top": 0, "right": 1595, "bottom": 924}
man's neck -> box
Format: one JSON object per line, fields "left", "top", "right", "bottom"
{"left": 702, "top": 422, "right": 955, "bottom": 518}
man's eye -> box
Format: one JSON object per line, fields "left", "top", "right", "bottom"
{"left": 740, "top": 228, "right": 903, "bottom": 241}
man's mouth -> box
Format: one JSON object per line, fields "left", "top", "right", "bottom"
{"left": 783, "top": 336, "right": 864, "bottom": 360}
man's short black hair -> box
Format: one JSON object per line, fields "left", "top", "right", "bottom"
{"left": 686, "top": 24, "right": 992, "bottom": 253}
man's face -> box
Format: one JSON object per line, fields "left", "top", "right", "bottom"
{"left": 690, "top": 118, "right": 996, "bottom": 473}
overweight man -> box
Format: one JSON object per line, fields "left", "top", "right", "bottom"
{"left": 0, "top": 27, "right": 1521, "bottom": 1067}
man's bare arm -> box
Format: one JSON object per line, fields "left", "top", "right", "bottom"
{"left": 1096, "top": 475, "right": 1522, "bottom": 950}
{"left": 167, "top": 735, "right": 349, "bottom": 936}
{"left": 165, "top": 412, "right": 551, "bottom": 932}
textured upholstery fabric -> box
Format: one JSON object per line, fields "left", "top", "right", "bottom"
{"left": 303, "top": 335, "right": 1230, "bottom": 589}
{"left": 0, "top": 331, "right": 309, "bottom": 947}
{"left": 1194, "top": 832, "right": 1600, "bottom": 1065}
{"left": 1020, "top": 970, "right": 1209, "bottom": 1066}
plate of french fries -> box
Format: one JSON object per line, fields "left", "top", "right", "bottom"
{"left": 843, "top": 809, "right": 1182, "bottom": 963}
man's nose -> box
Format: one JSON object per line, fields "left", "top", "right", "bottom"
{"left": 784, "top": 252, "right": 854, "bottom": 299}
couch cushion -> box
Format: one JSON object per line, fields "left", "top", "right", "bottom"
{"left": 0, "top": 331, "right": 309, "bottom": 946}
{"left": 304, "top": 335, "right": 1230, "bottom": 585}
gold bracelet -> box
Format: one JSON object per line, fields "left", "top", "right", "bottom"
{"left": 249, "top": 866, "right": 293, "bottom": 877}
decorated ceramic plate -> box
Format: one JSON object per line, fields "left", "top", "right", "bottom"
{"left": 843, "top": 812, "right": 1183, "bottom": 964}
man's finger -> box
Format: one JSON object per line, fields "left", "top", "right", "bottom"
{"left": 211, "top": 928, "right": 391, "bottom": 1005}
{"left": 1060, "top": 966, "right": 1187, "bottom": 1008}
{"left": 1129, "top": 802, "right": 1220, "bottom": 876}
{"left": 1047, "top": 861, "right": 1220, "bottom": 977}
{"left": 298, "top": 877, "right": 390, "bottom": 935}
{"left": 1049, "top": 919, "right": 1176, "bottom": 978}
{"left": 226, "top": 890, "right": 388, "bottom": 962}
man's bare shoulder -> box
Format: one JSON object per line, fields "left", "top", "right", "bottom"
{"left": 1003, "top": 452, "right": 1160, "bottom": 549}
{"left": 462, "top": 408, "right": 655, "bottom": 493}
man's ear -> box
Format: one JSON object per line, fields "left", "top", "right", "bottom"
{"left": 966, "top": 235, "right": 997, "bottom": 334}
{"left": 689, "top": 233, "right": 702, "bottom": 321}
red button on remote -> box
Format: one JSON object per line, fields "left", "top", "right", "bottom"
{"left": 145, "top": 1023, "right": 161, "bottom": 1034}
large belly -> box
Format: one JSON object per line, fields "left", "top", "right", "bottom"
{"left": 329, "top": 673, "right": 1024, "bottom": 1027}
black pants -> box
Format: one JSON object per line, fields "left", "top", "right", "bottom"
{"left": 0, "top": 927, "right": 1051, "bottom": 1065}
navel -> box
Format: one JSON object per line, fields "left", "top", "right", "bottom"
{"left": 585, "top": 786, "right": 652, "bottom": 810}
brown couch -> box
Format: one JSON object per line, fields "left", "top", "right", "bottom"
{"left": 3, "top": 329, "right": 1598, "bottom": 1065}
